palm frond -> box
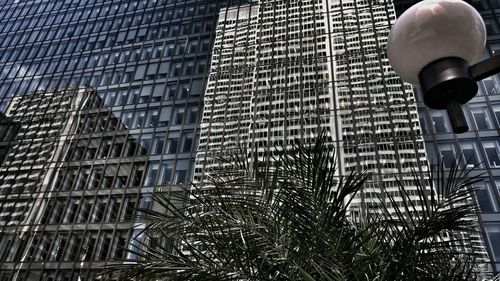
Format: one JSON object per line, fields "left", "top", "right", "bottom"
{"left": 105, "top": 134, "right": 483, "bottom": 281}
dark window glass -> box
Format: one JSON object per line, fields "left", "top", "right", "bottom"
{"left": 439, "top": 144, "right": 455, "bottom": 168}
{"left": 486, "top": 224, "right": 500, "bottom": 261}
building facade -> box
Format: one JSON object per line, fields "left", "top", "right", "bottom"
{"left": 0, "top": 0, "right": 247, "bottom": 280}
{"left": 392, "top": 0, "right": 500, "bottom": 273}
{"left": 0, "top": 0, "right": 497, "bottom": 280}
{"left": 196, "top": 0, "right": 430, "bottom": 218}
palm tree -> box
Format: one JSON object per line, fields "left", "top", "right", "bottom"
{"left": 106, "top": 135, "right": 484, "bottom": 281}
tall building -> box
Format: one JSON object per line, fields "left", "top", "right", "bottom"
{"left": 0, "top": 0, "right": 495, "bottom": 280}
{"left": 196, "top": 0, "right": 430, "bottom": 218}
{"left": 0, "top": 0, "right": 248, "bottom": 280}
{"left": 392, "top": 0, "right": 500, "bottom": 273}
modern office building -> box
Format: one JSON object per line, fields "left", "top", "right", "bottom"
{"left": 196, "top": 0, "right": 430, "bottom": 218}
{"left": 0, "top": 0, "right": 496, "bottom": 280}
{"left": 392, "top": 0, "right": 500, "bottom": 273}
{"left": 0, "top": 0, "right": 248, "bottom": 280}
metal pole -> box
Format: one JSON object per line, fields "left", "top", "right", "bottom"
{"left": 446, "top": 99, "right": 468, "bottom": 134}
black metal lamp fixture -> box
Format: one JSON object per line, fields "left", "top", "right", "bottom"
{"left": 387, "top": 0, "right": 500, "bottom": 134}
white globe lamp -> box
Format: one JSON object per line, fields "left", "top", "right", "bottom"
{"left": 387, "top": 0, "right": 494, "bottom": 134}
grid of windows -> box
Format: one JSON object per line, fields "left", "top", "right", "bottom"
{"left": 0, "top": 0, "right": 249, "bottom": 280}
{"left": 195, "top": 0, "right": 430, "bottom": 223}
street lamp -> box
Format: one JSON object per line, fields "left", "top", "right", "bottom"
{"left": 387, "top": 0, "right": 500, "bottom": 134}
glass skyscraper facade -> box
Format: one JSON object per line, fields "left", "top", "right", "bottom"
{"left": 393, "top": 0, "right": 500, "bottom": 273}
{"left": 0, "top": 0, "right": 497, "bottom": 280}
{"left": 0, "top": 0, "right": 247, "bottom": 280}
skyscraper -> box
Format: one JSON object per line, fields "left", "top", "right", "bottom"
{"left": 0, "top": 0, "right": 246, "bottom": 280}
{"left": 196, "top": 0, "right": 429, "bottom": 217}
{"left": 392, "top": 0, "right": 500, "bottom": 273}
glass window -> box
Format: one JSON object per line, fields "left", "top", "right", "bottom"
{"left": 137, "top": 28, "right": 147, "bottom": 42}
{"left": 184, "top": 62, "right": 194, "bottom": 75}
{"left": 106, "top": 197, "right": 122, "bottom": 222}
{"left": 470, "top": 106, "right": 493, "bottom": 130}
{"left": 197, "top": 60, "right": 207, "bottom": 74}
{"left": 201, "top": 39, "right": 211, "bottom": 52}
{"left": 175, "top": 40, "right": 186, "bottom": 55}
{"left": 131, "top": 163, "right": 145, "bottom": 187}
{"left": 485, "top": 18, "right": 500, "bottom": 35}
{"left": 418, "top": 114, "right": 428, "bottom": 134}
{"left": 100, "top": 72, "right": 111, "bottom": 86}
{"left": 485, "top": 223, "right": 500, "bottom": 261}
{"left": 102, "top": 165, "right": 117, "bottom": 189}
{"left": 173, "top": 107, "right": 185, "bottom": 125}
{"left": 438, "top": 143, "right": 456, "bottom": 168}
{"left": 145, "top": 109, "right": 159, "bottom": 128}
{"left": 49, "top": 232, "right": 69, "bottom": 261}
{"left": 188, "top": 40, "right": 199, "bottom": 53}
{"left": 124, "top": 137, "right": 138, "bottom": 157}
{"left": 480, "top": 75, "right": 500, "bottom": 95}
{"left": 126, "top": 229, "right": 142, "bottom": 260}
{"left": 144, "top": 163, "right": 159, "bottom": 187}
{"left": 146, "top": 63, "right": 158, "bottom": 80}
{"left": 492, "top": 105, "right": 500, "bottom": 126}
{"left": 115, "top": 163, "right": 130, "bottom": 188}
{"left": 475, "top": 182, "right": 498, "bottom": 212}
{"left": 152, "top": 45, "right": 162, "bottom": 58}
{"left": 121, "top": 111, "right": 134, "bottom": 128}
{"left": 460, "top": 141, "right": 482, "bottom": 168}
{"left": 139, "top": 134, "right": 152, "bottom": 155}
{"left": 123, "top": 70, "right": 133, "bottom": 83}
{"left": 191, "top": 79, "right": 205, "bottom": 96}
{"left": 152, "top": 136, "right": 165, "bottom": 155}
{"left": 128, "top": 87, "right": 141, "bottom": 104}
{"left": 178, "top": 83, "right": 190, "bottom": 99}
{"left": 140, "top": 47, "right": 151, "bottom": 60}
{"left": 158, "top": 162, "right": 173, "bottom": 184}
{"left": 181, "top": 132, "right": 194, "bottom": 153}
{"left": 110, "top": 231, "right": 128, "bottom": 259}
{"left": 430, "top": 110, "right": 450, "bottom": 133}
{"left": 482, "top": 139, "right": 500, "bottom": 167}
{"left": 187, "top": 106, "right": 199, "bottom": 124}
{"left": 140, "top": 85, "right": 152, "bottom": 103}
{"left": 171, "top": 62, "right": 182, "bottom": 77}
{"left": 104, "top": 90, "right": 117, "bottom": 106}
{"left": 169, "top": 25, "right": 180, "bottom": 37}
{"left": 132, "top": 111, "right": 146, "bottom": 129}
{"left": 96, "top": 231, "right": 113, "bottom": 260}
{"left": 126, "top": 30, "right": 137, "bottom": 44}
{"left": 158, "top": 62, "right": 169, "bottom": 78}
{"left": 116, "top": 89, "right": 128, "bottom": 106}
{"left": 174, "top": 160, "right": 189, "bottom": 184}
{"left": 165, "top": 85, "right": 177, "bottom": 100}
{"left": 167, "top": 138, "right": 178, "bottom": 154}
{"left": 158, "top": 106, "right": 172, "bottom": 126}
{"left": 134, "top": 65, "right": 146, "bottom": 81}
{"left": 152, "top": 84, "right": 165, "bottom": 102}
{"left": 164, "top": 44, "right": 175, "bottom": 57}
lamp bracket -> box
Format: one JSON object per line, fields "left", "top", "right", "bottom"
{"left": 418, "top": 57, "right": 479, "bottom": 134}
{"left": 469, "top": 54, "right": 500, "bottom": 82}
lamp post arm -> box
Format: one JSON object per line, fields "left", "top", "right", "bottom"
{"left": 469, "top": 54, "right": 500, "bottom": 82}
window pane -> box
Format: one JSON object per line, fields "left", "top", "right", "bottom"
{"left": 439, "top": 143, "right": 456, "bottom": 168}
{"left": 475, "top": 183, "right": 497, "bottom": 212}
{"left": 471, "top": 107, "right": 493, "bottom": 130}
{"left": 485, "top": 224, "right": 500, "bottom": 261}
{"left": 483, "top": 139, "right": 500, "bottom": 167}
{"left": 431, "top": 111, "right": 450, "bottom": 133}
